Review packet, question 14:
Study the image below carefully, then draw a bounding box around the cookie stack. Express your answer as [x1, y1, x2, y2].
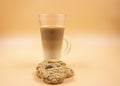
[35, 60, 74, 84]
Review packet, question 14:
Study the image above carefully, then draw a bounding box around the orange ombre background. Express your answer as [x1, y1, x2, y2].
[0, 0, 120, 37]
[0, 0, 120, 86]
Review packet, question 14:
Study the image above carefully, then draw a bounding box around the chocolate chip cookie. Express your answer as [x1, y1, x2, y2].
[35, 60, 74, 84]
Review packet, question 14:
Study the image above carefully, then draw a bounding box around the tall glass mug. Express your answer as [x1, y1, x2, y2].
[39, 14, 71, 60]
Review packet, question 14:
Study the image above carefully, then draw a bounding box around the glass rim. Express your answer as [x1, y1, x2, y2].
[39, 14, 66, 16]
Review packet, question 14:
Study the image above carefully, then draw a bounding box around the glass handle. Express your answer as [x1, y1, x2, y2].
[61, 36, 71, 57]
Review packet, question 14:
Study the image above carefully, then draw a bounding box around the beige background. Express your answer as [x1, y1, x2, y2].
[0, 0, 120, 37]
[0, 0, 120, 86]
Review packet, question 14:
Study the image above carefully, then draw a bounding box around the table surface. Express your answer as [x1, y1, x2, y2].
[0, 36, 120, 86]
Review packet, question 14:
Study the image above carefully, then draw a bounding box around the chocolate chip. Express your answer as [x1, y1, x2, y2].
[45, 65, 53, 69]
[47, 76, 53, 81]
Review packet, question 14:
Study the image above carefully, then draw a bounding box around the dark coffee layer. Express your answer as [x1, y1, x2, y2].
[41, 27, 64, 40]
